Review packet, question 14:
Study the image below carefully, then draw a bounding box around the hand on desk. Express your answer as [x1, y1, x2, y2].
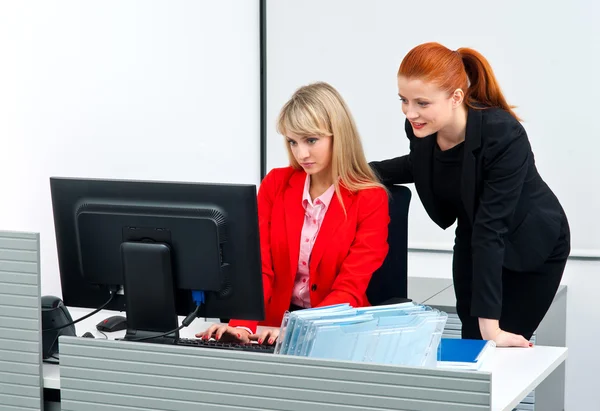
[195, 325, 280, 345]
[479, 318, 531, 348]
[493, 330, 532, 348]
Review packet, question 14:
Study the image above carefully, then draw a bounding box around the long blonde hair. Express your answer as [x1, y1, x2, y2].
[276, 82, 384, 212]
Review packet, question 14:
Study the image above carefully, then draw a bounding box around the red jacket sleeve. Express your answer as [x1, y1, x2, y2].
[228, 168, 289, 333]
[317, 187, 390, 308]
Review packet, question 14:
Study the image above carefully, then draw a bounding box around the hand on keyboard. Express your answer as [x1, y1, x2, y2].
[249, 327, 280, 346]
[196, 324, 251, 343]
[177, 338, 275, 353]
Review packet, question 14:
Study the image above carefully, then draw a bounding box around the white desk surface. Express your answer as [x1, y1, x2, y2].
[483, 346, 568, 411]
[44, 308, 567, 411]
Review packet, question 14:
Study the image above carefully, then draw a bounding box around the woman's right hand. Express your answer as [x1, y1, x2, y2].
[479, 318, 531, 348]
[493, 330, 532, 348]
[195, 324, 251, 343]
[249, 327, 280, 345]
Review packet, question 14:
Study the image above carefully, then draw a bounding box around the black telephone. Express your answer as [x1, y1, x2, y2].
[41, 296, 76, 359]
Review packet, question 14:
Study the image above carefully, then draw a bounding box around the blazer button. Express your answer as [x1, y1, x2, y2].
[311, 284, 317, 292]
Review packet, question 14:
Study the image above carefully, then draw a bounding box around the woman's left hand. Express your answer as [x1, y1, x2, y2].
[478, 318, 531, 348]
[249, 327, 280, 345]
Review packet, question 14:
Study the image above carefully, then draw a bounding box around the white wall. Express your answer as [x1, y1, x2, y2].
[266, 0, 600, 257]
[0, 0, 260, 297]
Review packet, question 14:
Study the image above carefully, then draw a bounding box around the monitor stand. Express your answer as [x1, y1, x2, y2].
[120, 241, 179, 344]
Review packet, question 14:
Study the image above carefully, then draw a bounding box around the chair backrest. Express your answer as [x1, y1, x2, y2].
[366, 185, 411, 305]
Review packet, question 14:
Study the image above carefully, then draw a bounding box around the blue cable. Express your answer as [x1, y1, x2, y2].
[191, 290, 205, 306]
[180, 291, 205, 327]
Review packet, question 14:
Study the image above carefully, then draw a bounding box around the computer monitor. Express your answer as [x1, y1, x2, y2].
[50, 177, 264, 343]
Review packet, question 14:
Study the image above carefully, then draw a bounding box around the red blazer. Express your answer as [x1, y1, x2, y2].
[229, 167, 389, 333]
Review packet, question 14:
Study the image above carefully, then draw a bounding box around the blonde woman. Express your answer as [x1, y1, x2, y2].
[199, 82, 389, 345]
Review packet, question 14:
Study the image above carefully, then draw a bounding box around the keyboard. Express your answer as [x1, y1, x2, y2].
[176, 338, 275, 354]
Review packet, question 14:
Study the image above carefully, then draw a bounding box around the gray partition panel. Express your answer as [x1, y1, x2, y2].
[59, 336, 491, 411]
[0, 231, 42, 411]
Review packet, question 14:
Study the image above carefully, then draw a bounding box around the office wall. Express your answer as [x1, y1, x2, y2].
[0, 0, 261, 297]
[265, 0, 600, 257]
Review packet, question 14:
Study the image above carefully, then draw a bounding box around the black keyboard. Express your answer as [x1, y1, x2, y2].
[176, 338, 275, 354]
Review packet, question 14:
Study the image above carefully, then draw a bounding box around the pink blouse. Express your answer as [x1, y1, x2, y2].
[290, 174, 335, 308]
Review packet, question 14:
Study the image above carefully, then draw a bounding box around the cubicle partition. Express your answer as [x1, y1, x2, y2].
[58, 336, 492, 411]
[0, 231, 43, 411]
[0, 233, 567, 411]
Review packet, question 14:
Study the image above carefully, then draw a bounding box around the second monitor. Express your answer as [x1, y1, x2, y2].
[51, 177, 264, 342]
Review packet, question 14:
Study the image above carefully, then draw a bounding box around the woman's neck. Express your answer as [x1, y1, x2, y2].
[309, 170, 333, 200]
[437, 104, 468, 151]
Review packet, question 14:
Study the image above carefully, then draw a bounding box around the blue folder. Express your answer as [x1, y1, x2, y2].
[437, 338, 493, 365]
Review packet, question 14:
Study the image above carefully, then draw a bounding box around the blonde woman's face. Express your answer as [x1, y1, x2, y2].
[286, 133, 333, 178]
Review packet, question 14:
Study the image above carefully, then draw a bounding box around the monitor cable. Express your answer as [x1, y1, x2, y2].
[42, 288, 119, 332]
[127, 290, 205, 342]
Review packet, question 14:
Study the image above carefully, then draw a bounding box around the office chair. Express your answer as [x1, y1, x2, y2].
[367, 185, 412, 306]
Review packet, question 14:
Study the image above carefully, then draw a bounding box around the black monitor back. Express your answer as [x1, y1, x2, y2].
[50, 177, 264, 321]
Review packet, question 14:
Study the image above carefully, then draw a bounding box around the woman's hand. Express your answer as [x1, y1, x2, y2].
[249, 327, 280, 345]
[195, 324, 251, 343]
[478, 318, 531, 348]
[493, 329, 531, 347]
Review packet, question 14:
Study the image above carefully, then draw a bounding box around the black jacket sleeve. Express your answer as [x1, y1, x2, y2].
[369, 122, 415, 185]
[471, 119, 531, 319]
[369, 155, 414, 185]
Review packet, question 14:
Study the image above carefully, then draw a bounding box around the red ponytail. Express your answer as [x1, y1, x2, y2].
[398, 42, 520, 121]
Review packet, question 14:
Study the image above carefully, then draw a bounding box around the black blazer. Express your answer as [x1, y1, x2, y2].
[371, 107, 566, 319]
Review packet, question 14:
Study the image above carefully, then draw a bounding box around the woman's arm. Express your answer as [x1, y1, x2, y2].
[470, 120, 530, 322]
[369, 120, 415, 185]
[316, 188, 390, 307]
[370, 155, 414, 185]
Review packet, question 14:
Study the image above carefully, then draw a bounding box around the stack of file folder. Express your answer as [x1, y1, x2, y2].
[274, 302, 448, 367]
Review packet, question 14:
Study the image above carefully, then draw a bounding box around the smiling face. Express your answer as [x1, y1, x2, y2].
[285, 133, 333, 179]
[398, 76, 462, 138]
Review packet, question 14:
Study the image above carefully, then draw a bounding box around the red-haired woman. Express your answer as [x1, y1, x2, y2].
[371, 42, 570, 348]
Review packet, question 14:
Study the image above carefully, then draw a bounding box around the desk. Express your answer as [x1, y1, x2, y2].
[44, 279, 451, 391]
[488, 346, 567, 411]
[426, 281, 568, 411]
[43, 307, 218, 390]
[0, 231, 567, 410]
[44, 278, 453, 389]
[45, 307, 567, 411]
